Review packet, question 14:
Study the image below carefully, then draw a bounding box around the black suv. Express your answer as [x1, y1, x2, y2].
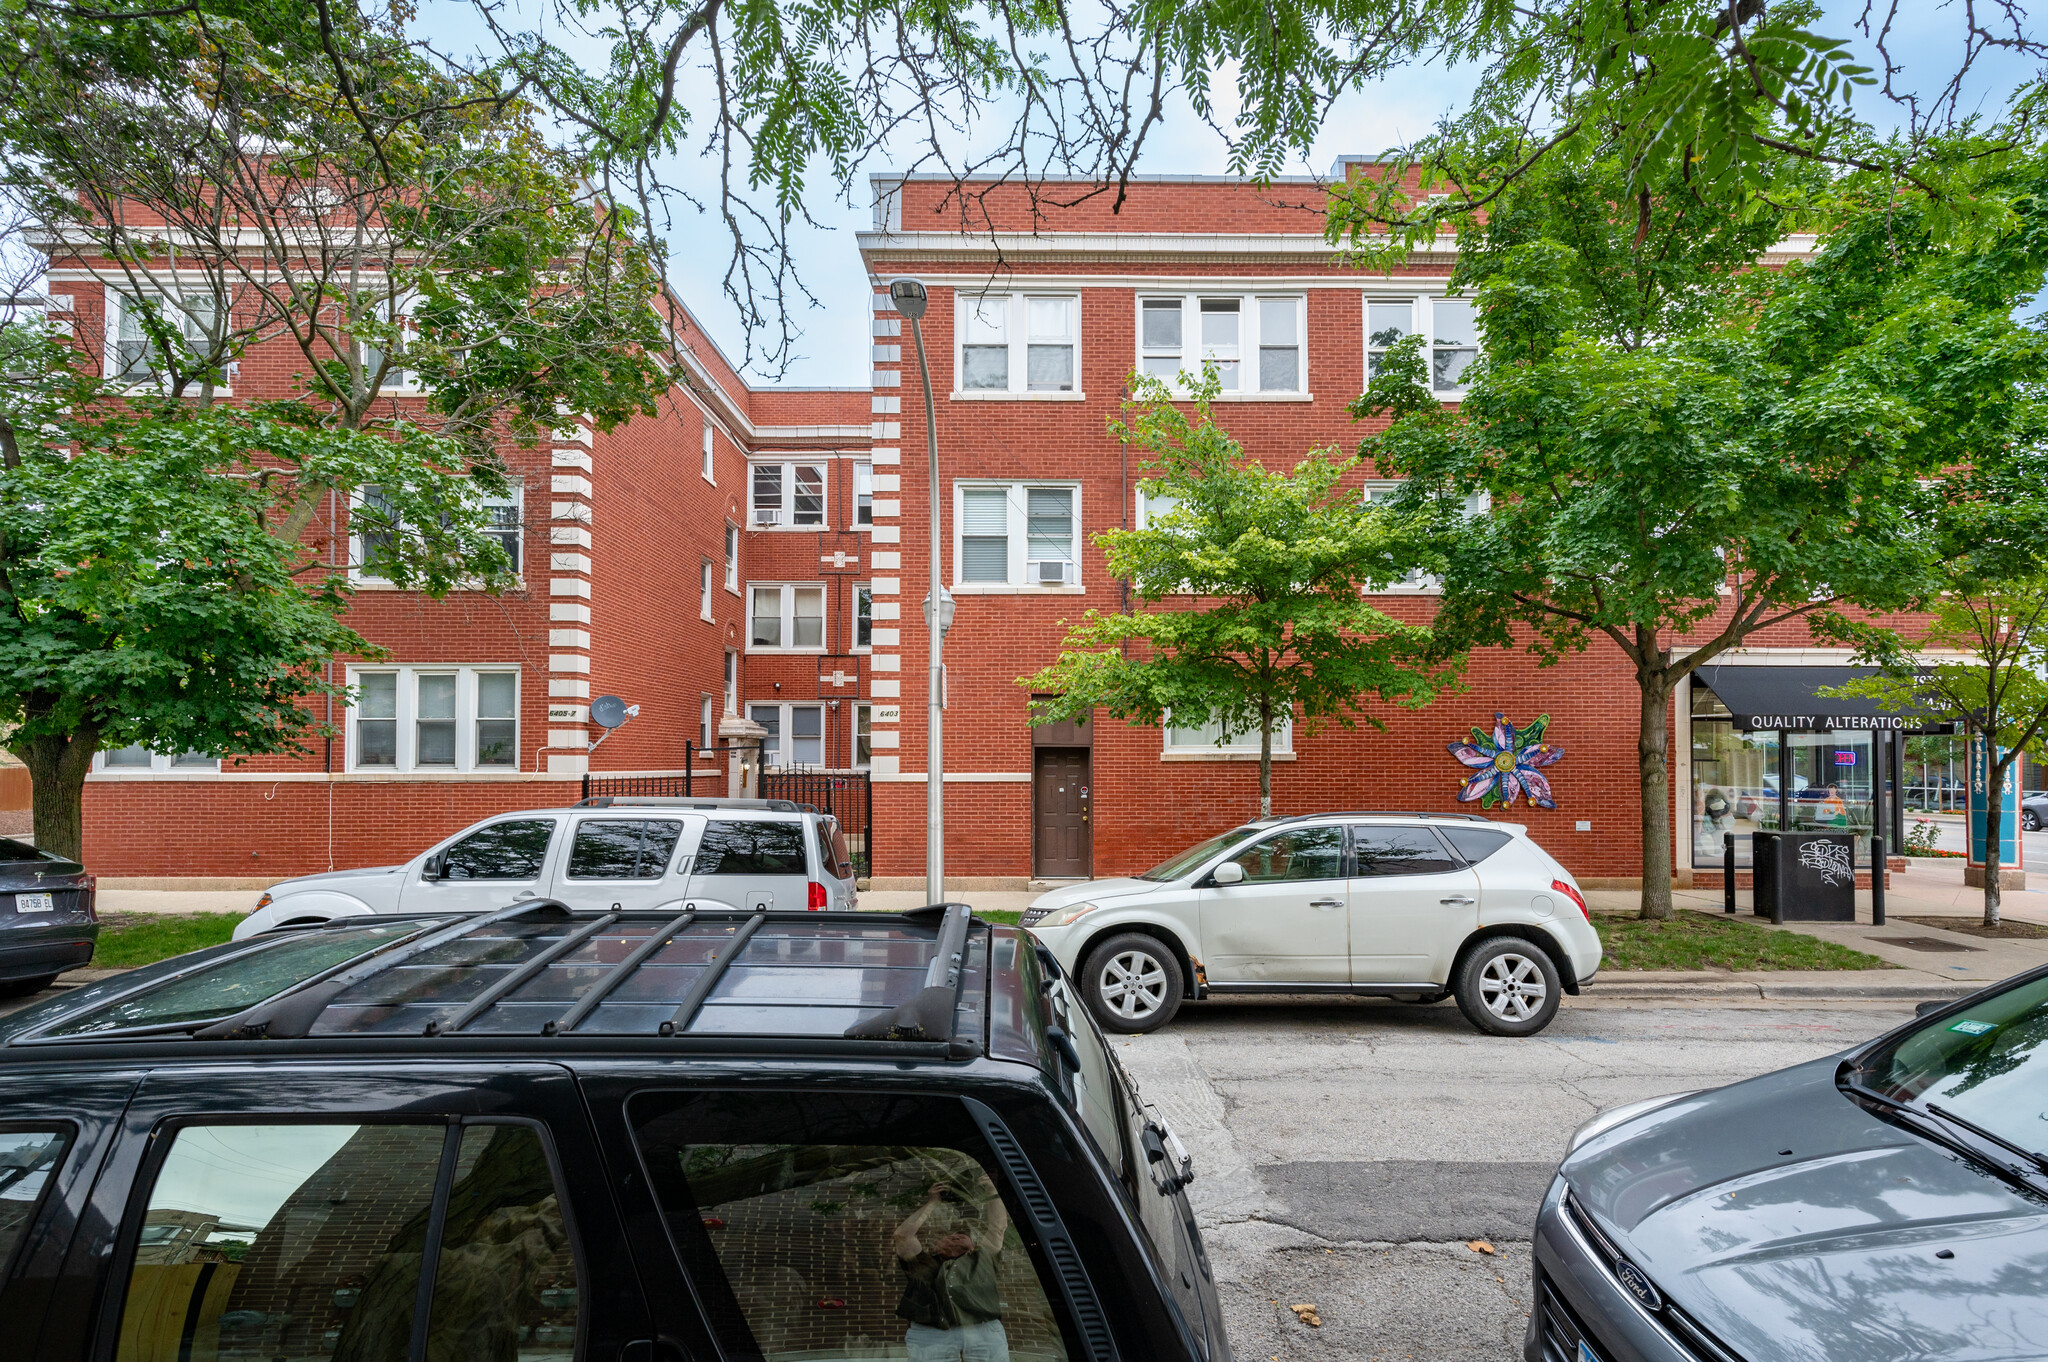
[0, 903, 1226, 1362]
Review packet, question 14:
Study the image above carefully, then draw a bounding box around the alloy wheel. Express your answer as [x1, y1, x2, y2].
[1098, 950, 1169, 1021]
[1478, 952, 1548, 1022]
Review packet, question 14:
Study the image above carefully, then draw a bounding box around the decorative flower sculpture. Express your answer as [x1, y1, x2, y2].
[1448, 713, 1564, 809]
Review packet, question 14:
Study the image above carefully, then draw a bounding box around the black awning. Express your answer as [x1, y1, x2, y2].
[1694, 664, 1935, 733]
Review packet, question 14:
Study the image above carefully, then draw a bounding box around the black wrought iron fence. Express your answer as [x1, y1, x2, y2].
[579, 748, 875, 878]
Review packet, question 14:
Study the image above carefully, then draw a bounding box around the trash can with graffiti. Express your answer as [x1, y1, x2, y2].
[1752, 831, 1857, 923]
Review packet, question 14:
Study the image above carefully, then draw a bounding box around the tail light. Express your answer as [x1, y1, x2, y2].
[1552, 878, 1589, 920]
[808, 881, 828, 910]
[82, 874, 97, 921]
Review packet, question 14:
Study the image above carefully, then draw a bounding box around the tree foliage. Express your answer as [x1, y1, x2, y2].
[1353, 136, 2048, 918]
[1026, 375, 1458, 818]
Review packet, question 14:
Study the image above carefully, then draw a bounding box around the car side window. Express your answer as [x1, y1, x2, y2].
[566, 820, 685, 880]
[0, 1127, 72, 1278]
[812, 819, 838, 879]
[440, 819, 556, 880]
[1047, 982, 1129, 1181]
[693, 820, 808, 875]
[114, 1122, 578, 1362]
[1222, 827, 1346, 884]
[629, 1089, 1077, 1361]
[1438, 826, 1512, 864]
[1350, 826, 1461, 877]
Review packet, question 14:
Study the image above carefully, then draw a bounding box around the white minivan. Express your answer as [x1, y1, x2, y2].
[1024, 811, 1601, 1036]
[233, 797, 858, 939]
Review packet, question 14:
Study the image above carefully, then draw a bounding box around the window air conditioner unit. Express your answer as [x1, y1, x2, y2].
[755, 509, 781, 526]
[1032, 559, 1071, 585]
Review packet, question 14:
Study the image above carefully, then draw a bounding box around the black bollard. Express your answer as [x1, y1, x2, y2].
[1724, 833, 1737, 913]
[1871, 832, 1886, 926]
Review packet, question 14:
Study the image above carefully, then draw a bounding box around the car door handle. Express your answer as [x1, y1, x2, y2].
[513, 889, 537, 899]
[1440, 895, 1475, 905]
[1309, 898, 1344, 909]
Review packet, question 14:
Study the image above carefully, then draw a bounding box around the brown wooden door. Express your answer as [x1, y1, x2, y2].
[1034, 748, 1092, 878]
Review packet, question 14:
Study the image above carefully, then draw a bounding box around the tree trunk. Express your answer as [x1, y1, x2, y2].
[12, 725, 101, 863]
[1638, 672, 1675, 921]
[1983, 748, 2006, 929]
[1258, 710, 1274, 820]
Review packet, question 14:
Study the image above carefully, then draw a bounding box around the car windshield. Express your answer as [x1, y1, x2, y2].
[1140, 825, 1261, 882]
[1856, 972, 2048, 1157]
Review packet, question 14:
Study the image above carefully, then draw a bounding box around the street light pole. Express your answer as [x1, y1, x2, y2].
[889, 279, 951, 905]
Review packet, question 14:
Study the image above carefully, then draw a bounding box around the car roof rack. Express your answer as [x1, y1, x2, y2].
[574, 796, 817, 813]
[9, 903, 991, 1059]
[1266, 809, 1494, 824]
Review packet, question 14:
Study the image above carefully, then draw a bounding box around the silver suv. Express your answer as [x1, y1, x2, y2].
[234, 797, 858, 938]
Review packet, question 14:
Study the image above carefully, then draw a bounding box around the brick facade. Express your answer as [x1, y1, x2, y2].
[75, 171, 1895, 888]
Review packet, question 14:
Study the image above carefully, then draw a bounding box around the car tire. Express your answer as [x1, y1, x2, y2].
[1080, 933, 1184, 1035]
[1453, 937, 1562, 1037]
[0, 974, 58, 998]
[2025, 811, 2041, 832]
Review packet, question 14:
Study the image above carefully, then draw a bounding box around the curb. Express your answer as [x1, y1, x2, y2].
[1587, 980, 1980, 1002]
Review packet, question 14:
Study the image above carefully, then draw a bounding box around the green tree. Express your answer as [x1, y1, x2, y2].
[1025, 375, 1458, 819]
[1352, 143, 2007, 920]
[0, 3, 674, 859]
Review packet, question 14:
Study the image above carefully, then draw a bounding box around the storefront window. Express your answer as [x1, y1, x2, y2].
[1691, 687, 1878, 866]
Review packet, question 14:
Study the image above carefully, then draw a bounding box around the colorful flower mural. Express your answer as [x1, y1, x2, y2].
[1448, 713, 1564, 809]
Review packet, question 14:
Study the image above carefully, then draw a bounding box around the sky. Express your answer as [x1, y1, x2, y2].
[409, 2, 2034, 391]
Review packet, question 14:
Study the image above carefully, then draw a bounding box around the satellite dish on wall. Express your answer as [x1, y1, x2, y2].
[591, 695, 637, 729]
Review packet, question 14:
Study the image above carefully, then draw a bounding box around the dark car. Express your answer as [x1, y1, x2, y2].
[1528, 965, 2048, 1362]
[0, 901, 1226, 1362]
[0, 837, 96, 995]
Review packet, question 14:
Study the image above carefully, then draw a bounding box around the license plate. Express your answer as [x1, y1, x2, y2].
[1578, 1341, 1600, 1362]
[14, 893, 52, 913]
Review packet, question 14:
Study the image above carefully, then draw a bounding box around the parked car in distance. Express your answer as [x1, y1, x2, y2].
[0, 902, 1225, 1362]
[0, 837, 96, 996]
[1532, 964, 2048, 1362]
[2021, 789, 2047, 831]
[1024, 811, 1600, 1037]
[233, 796, 857, 940]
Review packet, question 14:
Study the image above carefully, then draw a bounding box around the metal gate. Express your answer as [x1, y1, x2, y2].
[580, 749, 875, 877]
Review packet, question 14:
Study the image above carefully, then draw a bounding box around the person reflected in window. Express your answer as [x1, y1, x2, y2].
[1819, 784, 1849, 826]
[893, 1170, 1011, 1361]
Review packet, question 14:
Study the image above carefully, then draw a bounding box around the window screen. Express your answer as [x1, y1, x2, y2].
[441, 819, 555, 880]
[961, 489, 1009, 583]
[1439, 826, 1513, 865]
[1351, 826, 1460, 876]
[629, 1090, 1075, 1362]
[694, 821, 809, 876]
[567, 819, 684, 879]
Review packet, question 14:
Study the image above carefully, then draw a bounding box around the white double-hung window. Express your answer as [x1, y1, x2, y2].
[751, 461, 826, 527]
[348, 666, 518, 772]
[107, 291, 219, 386]
[748, 584, 826, 651]
[954, 293, 1079, 395]
[351, 481, 522, 583]
[1134, 294, 1305, 394]
[1364, 296, 1479, 393]
[1163, 710, 1295, 758]
[955, 483, 1080, 588]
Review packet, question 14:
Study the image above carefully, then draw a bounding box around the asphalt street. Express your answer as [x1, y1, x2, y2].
[1114, 993, 1923, 1362]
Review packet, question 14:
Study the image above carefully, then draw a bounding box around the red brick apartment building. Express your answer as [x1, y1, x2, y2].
[71, 167, 1908, 890]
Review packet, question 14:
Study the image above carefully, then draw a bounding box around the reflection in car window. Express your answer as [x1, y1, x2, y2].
[567, 820, 684, 879]
[1861, 973, 2048, 1157]
[1048, 981, 1129, 1180]
[43, 923, 420, 1036]
[442, 819, 556, 880]
[114, 1123, 579, 1362]
[1351, 827, 1459, 877]
[1141, 826, 1259, 882]
[1438, 826, 1512, 864]
[694, 820, 808, 876]
[630, 1090, 1072, 1362]
[1224, 827, 1345, 884]
[0, 1129, 71, 1276]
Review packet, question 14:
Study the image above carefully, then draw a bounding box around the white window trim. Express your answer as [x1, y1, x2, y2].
[358, 290, 421, 394]
[724, 521, 741, 594]
[951, 481, 1084, 593]
[700, 693, 717, 750]
[749, 460, 830, 530]
[91, 746, 222, 775]
[723, 649, 739, 716]
[700, 557, 715, 621]
[852, 702, 874, 771]
[345, 665, 521, 774]
[951, 291, 1084, 400]
[854, 461, 874, 529]
[349, 480, 524, 589]
[1133, 293, 1307, 398]
[746, 581, 829, 653]
[1363, 295, 1479, 398]
[747, 700, 829, 770]
[1356, 478, 1489, 596]
[701, 423, 717, 485]
[104, 289, 228, 395]
[1161, 710, 1297, 762]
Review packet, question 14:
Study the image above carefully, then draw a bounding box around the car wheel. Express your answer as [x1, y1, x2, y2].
[1454, 938, 1562, 1037]
[0, 974, 58, 998]
[2025, 811, 2041, 832]
[1080, 933, 1184, 1035]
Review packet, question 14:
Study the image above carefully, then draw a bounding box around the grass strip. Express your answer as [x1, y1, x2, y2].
[973, 909, 1023, 927]
[1593, 909, 1893, 972]
[91, 912, 247, 969]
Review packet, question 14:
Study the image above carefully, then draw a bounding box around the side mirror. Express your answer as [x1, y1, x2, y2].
[1211, 861, 1245, 886]
[422, 852, 447, 882]
[1914, 999, 1949, 1018]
